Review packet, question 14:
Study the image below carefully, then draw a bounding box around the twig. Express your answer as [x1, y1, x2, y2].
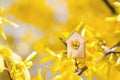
[4, 60, 13, 80]
[96, 51, 120, 62]
[75, 66, 88, 75]
[103, 0, 117, 14]
[105, 51, 120, 56]
[59, 37, 67, 46]
[112, 41, 120, 48]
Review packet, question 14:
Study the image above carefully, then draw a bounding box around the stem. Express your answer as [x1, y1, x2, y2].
[96, 51, 120, 62]
[112, 41, 120, 48]
[105, 51, 120, 56]
[78, 66, 88, 75]
[75, 66, 88, 75]
[7, 69, 12, 80]
[4, 60, 13, 80]
[103, 0, 117, 14]
[59, 37, 67, 46]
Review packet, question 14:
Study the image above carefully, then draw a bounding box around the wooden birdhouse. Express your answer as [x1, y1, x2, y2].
[65, 31, 86, 58]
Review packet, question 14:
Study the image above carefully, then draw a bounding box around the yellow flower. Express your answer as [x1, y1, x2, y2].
[10, 51, 37, 80]
[0, 43, 37, 80]
[0, 6, 18, 40]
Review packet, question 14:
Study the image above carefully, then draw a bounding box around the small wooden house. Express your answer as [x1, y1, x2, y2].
[65, 31, 86, 58]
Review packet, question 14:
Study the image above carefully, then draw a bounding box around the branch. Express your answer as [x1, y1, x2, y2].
[4, 60, 13, 80]
[75, 66, 88, 75]
[103, 0, 117, 14]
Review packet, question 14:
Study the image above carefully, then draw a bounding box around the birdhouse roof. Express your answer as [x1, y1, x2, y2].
[65, 31, 86, 44]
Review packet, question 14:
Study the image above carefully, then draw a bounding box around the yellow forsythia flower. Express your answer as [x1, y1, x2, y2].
[0, 6, 18, 40]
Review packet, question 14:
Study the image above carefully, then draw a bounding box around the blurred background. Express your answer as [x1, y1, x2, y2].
[0, 0, 120, 80]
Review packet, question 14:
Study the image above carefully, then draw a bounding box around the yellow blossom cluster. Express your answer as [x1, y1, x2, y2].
[0, 0, 120, 80]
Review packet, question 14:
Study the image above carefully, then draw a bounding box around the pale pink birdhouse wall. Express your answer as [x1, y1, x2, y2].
[66, 32, 86, 58]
